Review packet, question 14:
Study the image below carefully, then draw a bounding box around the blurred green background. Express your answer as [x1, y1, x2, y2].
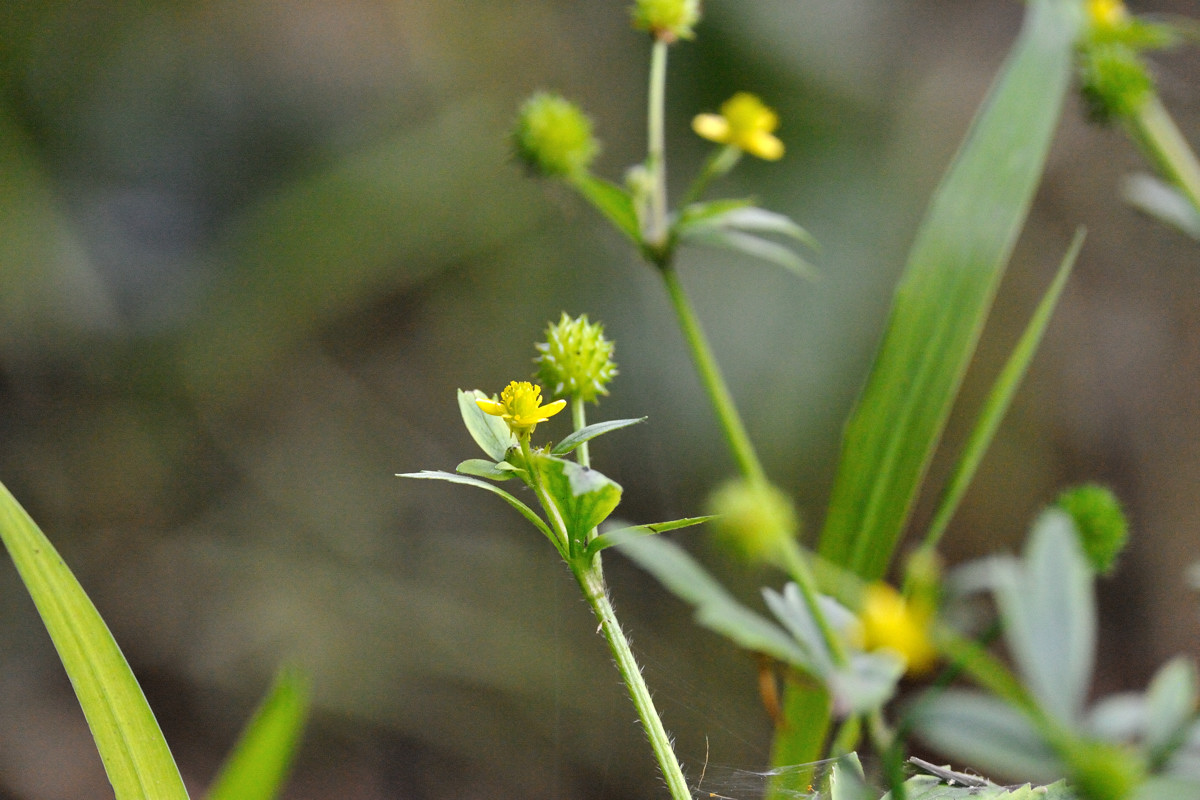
[0, 1, 1198, 797]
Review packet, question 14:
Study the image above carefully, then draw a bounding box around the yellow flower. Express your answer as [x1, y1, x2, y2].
[852, 583, 937, 677]
[1087, 0, 1128, 31]
[692, 92, 784, 161]
[476, 381, 567, 438]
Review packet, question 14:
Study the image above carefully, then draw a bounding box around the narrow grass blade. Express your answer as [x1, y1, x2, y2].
[0, 480, 190, 800]
[818, 0, 1084, 579]
[922, 229, 1085, 551]
[206, 667, 311, 800]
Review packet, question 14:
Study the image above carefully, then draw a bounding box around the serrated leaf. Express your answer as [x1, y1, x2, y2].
[458, 389, 516, 462]
[551, 417, 646, 456]
[205, 667, 310, 800]
[910, 689, 1063, 783]
[533, 454, 622, 549]
[0, 481, 190, 800]
[618, 535, 810, 665]
[586, 515, 714, 556]
[818, 0, 1084, 580]
[679, 227, 818, 279]
[398, 470, 558, 552]
[993, 510, 1095, 725]
[455, 458, 515, 480]
[572, 174, 641, 243]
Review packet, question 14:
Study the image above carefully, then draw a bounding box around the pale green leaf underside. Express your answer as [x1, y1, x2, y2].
[818, 0, 1084, 579]
[551, 417, 646, 456]
[205, 666, 311, 800]
[0, 480, 190, 800]
[398, 470, 555, 545]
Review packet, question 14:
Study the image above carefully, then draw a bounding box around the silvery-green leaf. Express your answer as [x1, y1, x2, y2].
[398, 470, 557, 552]
[910, 689, 1062, 782]
[1086, 692, 1147, 743]
[618, 536, 810, 665]
[457, 389, 516, 461]
[993, 509, 1095, 725]
[679, 227, 818, 280]
[551, 417, 646, 456]
[1122, 173, 1200, 241]
[828, 651, 905, 716]
[1145, 657, 1198, 759]
[455, 459, 514, 481]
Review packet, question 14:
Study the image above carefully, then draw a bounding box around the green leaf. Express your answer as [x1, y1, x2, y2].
[205, 667, 310, 800]
[585, 515, 714, 556]
[765, 680, 832, 800]
[618, 535, 810, 665]
[398, 470, 558, 552]
[817, 0, 1084, 579]
[993, 509, 1095, 725]
[534, 454, 622, 549]
[675, 197, 755, 229]
[1144, 657, 1198, 761]
[910, 689, 1063, 783]
[679, 226, 818, 280]
[455, 458, 515, 481]
[458, 389, 516, 462]
[923, 229, 1085, 550]
[571, 174, 641, 243]
[0, 480, 190, 800]
[551, 417, 646, 456]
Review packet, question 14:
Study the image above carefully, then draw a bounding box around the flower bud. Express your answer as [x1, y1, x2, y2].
[1064, 740, 1144, 800]
[534, 313, 618, 403]
[706, 479, 798, 564]
[1078, 43, 1154, 123]
[512, 93, 600, 178]
[631, 0, 701, 42]
[1056, 484, 1129, 576]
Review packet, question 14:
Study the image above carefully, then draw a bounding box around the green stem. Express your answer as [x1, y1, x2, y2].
[679, 145, 742, 208]
[1128, 93, 1200, 213]
[571, 396, 590, 468]
[645, 38, 670, 251]
[660, 266, 767, 485]
[573, 560, 692, 800]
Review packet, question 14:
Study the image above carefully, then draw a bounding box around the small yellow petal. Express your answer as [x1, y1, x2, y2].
[540, 398, 567, 419]
[745, 131, 784, 161]
[692, 113, 731, 144]
[476, 398, 506, 416]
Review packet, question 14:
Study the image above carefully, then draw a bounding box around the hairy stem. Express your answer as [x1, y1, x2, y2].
[573, 560, 692, 800]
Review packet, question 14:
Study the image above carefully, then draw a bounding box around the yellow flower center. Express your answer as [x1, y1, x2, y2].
[852, 583, 937, 677]
[1087, 0, 1128, 30]
[692, 92, 785, 161]
[476, 381, 567, 438]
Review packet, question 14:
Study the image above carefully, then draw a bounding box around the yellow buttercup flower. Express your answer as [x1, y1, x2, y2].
[476, 381, 567, 438]
[852, 583, 937, 677]
[692, 92, 784, 161]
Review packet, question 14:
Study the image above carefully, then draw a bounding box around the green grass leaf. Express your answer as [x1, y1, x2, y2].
[922, 229, 1085, 551]
[818, 0, 1084, 579]
[0, 480, 190, 800]
[206, 667, 310, 800]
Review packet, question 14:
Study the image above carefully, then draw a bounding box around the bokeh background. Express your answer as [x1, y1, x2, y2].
[1, 0, 1198, 797]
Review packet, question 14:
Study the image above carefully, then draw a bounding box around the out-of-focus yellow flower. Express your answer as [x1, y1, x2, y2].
[692, 92, 784, 161]
[1088, 0, 1128, 31]
[852, 583, 937, 677]
[477, 381, 566, 438]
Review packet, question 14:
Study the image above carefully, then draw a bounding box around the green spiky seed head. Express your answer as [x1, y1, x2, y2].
[631, 0, 701, 42]
[1056, 483, 1129, 576]
[534, 313, 618, 402]
[512, 93, 599, 178]
[706, 479, 798, 564]
[1078, 43, 1154, 124]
